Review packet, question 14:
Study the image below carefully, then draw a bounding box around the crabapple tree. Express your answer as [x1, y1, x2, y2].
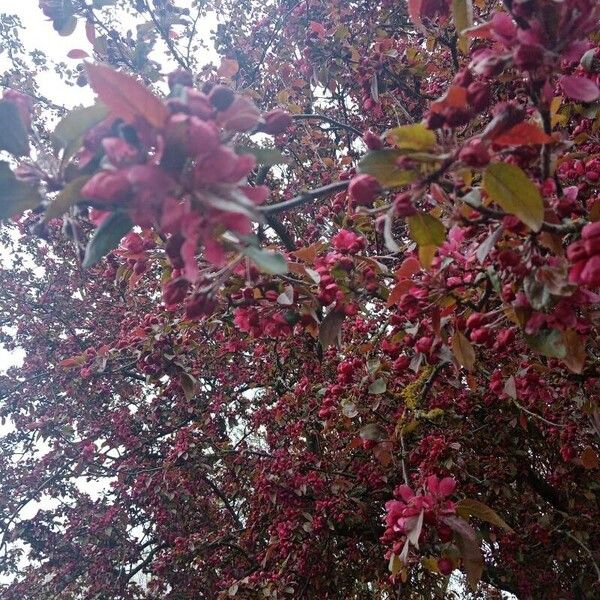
[0, 0, 599, 598]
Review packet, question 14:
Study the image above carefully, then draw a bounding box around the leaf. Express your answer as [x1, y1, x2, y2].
[407, 0, 425, 32]
[441, 515, 483, 590]
[525, 329, 567, 359]
[67, 49, 90, 59]
[276, 285, 294, 306]
[319, 310, 345, 348]
[235, 146, 288, 166]
[217, 58, 239, 78]
[503, 375, 517, 400]
[0, 100, 29, 157]
[357, 150, 416, 187]
[457, 498, 513, 531]
[386, 279, 413, 307]
[493, 122, 553, 146]
[0, 161, 41, 220]
[368, 378, 387, 394]
[386, 123, 436, 151]
[451, 331, 476, 371]
[243, 246, 288, 275]
[44, 176, 90, 222]
[452, 0, 473, 53]
[562, 329, 586, 374]
[430, 85, 468, 114]
[383, 211, 401, 253]
[341, 399, 358, 418]
[396, 256, 421, 278]
[180, 372, 197, 401]
[406, 510, 424, 548]
[476, 226, 502, 264]
[580, 446, 599, 469]
[560, 75, 600, 103]
[58, 16, 77, 37]
[407, 213, 446, 246]
[483, 163, 544, 232]
[291, 241, 326, 264]
[359, 423, 388, 441]
[53, 103, 110, 162]
[86, 63, 169, 129]
[82, 211, 133, 268]
[388, 553, 404, 575]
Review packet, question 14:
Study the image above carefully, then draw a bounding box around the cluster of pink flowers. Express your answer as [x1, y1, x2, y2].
[382, 475, 457, 563]
[80, 73, 291, 318]
[567, 221, 600, 287]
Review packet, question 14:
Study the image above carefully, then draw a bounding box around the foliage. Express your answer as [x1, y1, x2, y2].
[0, 0, 600, 598]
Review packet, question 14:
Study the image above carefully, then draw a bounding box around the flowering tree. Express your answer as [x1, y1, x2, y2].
[0, 0, 599, 597]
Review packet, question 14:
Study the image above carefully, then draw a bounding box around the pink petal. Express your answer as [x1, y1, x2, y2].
[438, 477, 457, 497]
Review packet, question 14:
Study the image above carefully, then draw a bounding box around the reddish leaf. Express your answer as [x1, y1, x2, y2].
[309, 21, 327, 37]
[560, 75, 600, 103]
[407, 0, 424, 31]
[67, 49, 89, 59]
[395, 257, 421, 279]
[386, 279, 413, 307]
[85, 20, 96, 44]
[319, 310, 345, 349]
[493, 122, 553, 146]
[85, 63, 169, 129]
[463, 20, 493, 39]
[217, 58, 239, 78]
[430, 86, 468, 114]
[580, 447, 599, 469]
[562, 329, 586, 374]
[451, 330, 476, 371]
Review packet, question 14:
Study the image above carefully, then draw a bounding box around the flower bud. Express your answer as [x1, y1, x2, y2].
[363, 129, 384, 150]
[208, 85, 235, 111]
[348, 174, 382, 206]
[260, 109, 292, 135]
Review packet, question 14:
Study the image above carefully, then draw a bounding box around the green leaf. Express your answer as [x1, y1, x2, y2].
[58, 15, 78, 37]
[368, 378, 387, 394]
[0, 100, 29, 157]
[386, 123, 436, 151]
[525, 329, 567, 358]
[358, 150, 416, 187]
[407, 213, 446, 246]
[236, 146, 288, 166]
[53, 103, 110, 163]
[243, 246, 288, 275]
[483, 163, 544, 232]
[0, 161, 41, 220]
[83, 211, 133, 268]
[44, 176, 90, 222]
[452, 0, 473, 53]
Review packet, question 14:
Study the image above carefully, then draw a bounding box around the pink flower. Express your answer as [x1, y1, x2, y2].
[331, 229, 365, 254]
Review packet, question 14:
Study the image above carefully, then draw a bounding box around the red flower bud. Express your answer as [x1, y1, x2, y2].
[162, 277, 190, 308]
[580, 254, 600, 286]
[363, 129, 384, 150]
[208, 85, 235, 111]
[348, 174, 382, 206]
[81, 170, 131, 203]
[459, 139, 490, 167]
[168, 69, 194, 91]
[260, 109, 293, 135]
